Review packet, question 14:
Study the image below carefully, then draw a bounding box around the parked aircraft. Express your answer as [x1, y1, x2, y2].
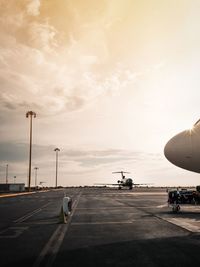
[95, 171, 150, 190]
[164, 118, 200, 173]
[164, 119, 200, 212]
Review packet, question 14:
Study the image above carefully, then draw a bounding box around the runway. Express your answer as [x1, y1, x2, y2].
[1, 187, 200, 266]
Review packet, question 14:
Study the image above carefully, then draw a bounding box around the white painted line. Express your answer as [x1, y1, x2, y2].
[0, 227, 28, 238]
[157, 204, 168, 208]
[77, 207, 156, 210]
[14, 202, 50, 223]
[160, 217, 200, 233]
[73, 212, 139, 215]
[72, 221, 134, 225]
[32, 225, 64, 267]
[32, 192, 82, 267]
[102, 192, 167, 195]
[76, 207, 133, 210]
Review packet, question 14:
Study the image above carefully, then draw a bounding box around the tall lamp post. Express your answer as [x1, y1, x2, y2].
[54, 148, 60, 188]
[26, 111, 36, 191]
[6, 164, 8, 184]
[34, 167, 39, 189]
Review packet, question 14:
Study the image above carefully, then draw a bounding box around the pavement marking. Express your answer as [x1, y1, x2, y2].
[115, 198, 198, 234]
[76, 207, 124, 210]
[102, 192, 167, 195]
[0, 226, 29, 238]
[156, 204, 168, 208]
[0, 190, 51, 198]
[77, 206, 157, 210]
[156, 204, 200, 232]
[14, 202, 51, 223]
[32, 192, 82, 267]
[74, 212, 139, 216]
[71, 221, 134, 225]
[21, 217, 59, 225]
[168, 218, 200, 232]
[158, 216, 200, 233]
[0, 192, 36, 198]
[32, 224, 64, 267]
[178, 205, 200, 211]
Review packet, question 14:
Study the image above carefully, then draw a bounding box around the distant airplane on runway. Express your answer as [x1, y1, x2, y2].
[164, 119, 200, 173]
[95, 171, 151, 190]
[39, 181, 46, 186]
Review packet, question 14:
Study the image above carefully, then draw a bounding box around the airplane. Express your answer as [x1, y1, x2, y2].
[164, 119, 200, 211]
[164, 118, 200, 173]
[95, 171, 151, 190]
[38, 181, 46, 187]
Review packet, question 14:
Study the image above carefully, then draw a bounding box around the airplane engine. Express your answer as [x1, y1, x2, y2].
[164, 119, 200, 173]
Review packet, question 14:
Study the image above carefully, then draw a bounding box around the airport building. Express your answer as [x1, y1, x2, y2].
[0, 183, 25, 192]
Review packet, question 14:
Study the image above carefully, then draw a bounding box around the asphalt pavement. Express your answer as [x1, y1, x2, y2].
[0, 187, 200, 267]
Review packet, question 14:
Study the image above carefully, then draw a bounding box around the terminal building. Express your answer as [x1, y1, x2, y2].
[0, 183, 25, 192]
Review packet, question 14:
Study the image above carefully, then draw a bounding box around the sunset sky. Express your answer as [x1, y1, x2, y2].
[1, 0, 200, 187]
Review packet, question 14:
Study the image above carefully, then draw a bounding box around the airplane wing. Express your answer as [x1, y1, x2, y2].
[95, 183, 153, 186]
[94, 183, 121, 186]
[133, 183, 153, 185]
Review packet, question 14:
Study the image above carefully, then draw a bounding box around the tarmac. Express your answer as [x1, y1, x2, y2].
[55, 187, 200, 266]
[1, 187, 200, 267]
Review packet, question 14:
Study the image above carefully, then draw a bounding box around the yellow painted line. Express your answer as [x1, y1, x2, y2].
[0, 192, 36, 198]
[0, 190, 51, 198]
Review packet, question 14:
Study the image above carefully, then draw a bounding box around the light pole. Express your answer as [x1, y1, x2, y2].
[54, 148, 60, 188]
[34, 167, 39, 189]
[26, 111, 36, 191]
[6, 164, 8, 184]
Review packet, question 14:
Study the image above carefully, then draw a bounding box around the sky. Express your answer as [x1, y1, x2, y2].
[1, 0, 200, 187]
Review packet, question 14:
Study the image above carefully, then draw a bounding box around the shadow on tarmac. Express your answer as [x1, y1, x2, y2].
[1, 227, 200, 267]
[55, 235, 200, 267]
[51, 234, 200, 267]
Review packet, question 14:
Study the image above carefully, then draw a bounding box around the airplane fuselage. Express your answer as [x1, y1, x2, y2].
[118, 178, 133, 189]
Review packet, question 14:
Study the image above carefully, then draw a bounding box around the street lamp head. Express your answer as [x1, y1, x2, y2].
[54, 148, 60, 152]
[26, 111, 36, 118]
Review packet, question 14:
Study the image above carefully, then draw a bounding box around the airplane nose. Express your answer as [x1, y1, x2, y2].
[164, 121, 200, 173]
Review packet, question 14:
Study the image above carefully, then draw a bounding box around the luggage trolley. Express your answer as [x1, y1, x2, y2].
[167, 188, 200, 213]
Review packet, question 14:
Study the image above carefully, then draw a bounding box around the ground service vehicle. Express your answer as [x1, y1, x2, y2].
[168, 186, 200, 212]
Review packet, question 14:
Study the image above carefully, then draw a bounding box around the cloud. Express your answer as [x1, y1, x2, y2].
[0, 142, 28, 162]
[61, 149, 160, 169]
[0, 142, 57, 163]
[0, 140, 157, 168]
[27, 0, 41, 16]
[28, 21, 58, 52]
[0, 139, 168, 186]
[0, 0, 140, 116]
